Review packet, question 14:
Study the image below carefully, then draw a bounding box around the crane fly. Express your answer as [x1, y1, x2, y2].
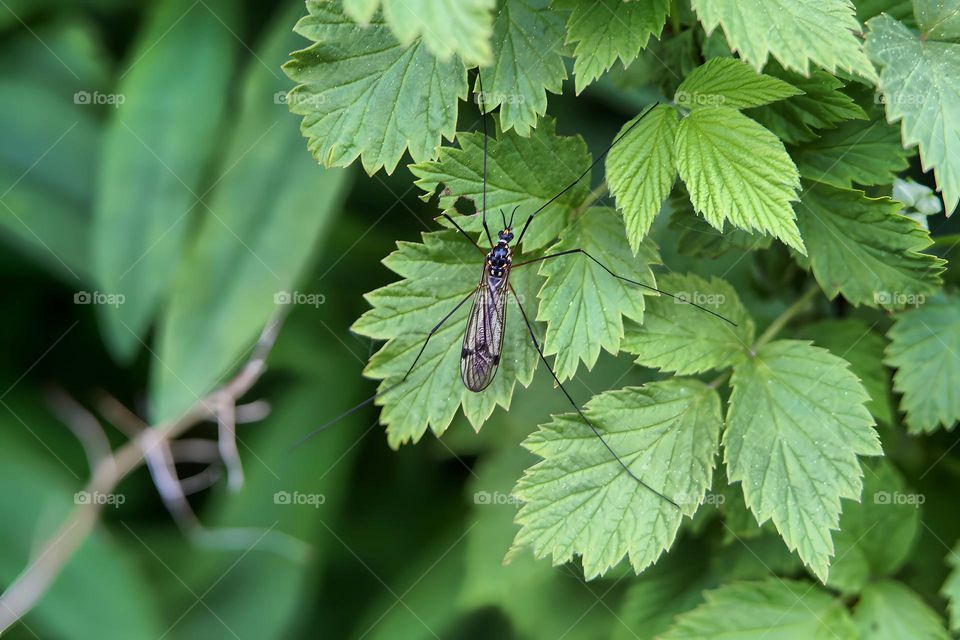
[298, 71, 736, 509]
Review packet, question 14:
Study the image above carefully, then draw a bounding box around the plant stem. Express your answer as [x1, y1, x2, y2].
[577, 180, 609, 215]
[753, 284, 820, 352]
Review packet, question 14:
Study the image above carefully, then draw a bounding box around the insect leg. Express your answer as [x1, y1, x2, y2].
[507, 284, 681, 509]
[515, 102, 659, 246]
[440, 213, 486, 256]
[476, 70, 494, 247]
[513, 249, 737, 326]
[292, 287, 477, 449]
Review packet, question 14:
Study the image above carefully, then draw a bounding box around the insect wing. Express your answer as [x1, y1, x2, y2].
[460, 267, 509, 392]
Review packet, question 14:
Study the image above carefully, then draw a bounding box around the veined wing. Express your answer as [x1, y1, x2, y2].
[460, 266, 510, 392]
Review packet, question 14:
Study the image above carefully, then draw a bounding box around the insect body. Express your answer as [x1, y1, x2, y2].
[461, 228, 513, 391]
[299, 72, 736, 509]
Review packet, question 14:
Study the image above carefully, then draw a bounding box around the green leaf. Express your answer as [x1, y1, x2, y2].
[691, 0, 876, 81]
[150, 5, 352, 421]
[482, 0, 566, 136]
[674, 57, 802, 110]
[606, 105, 678, 252]
[853, 580, 949, 640]
[559, 0, 670, 94]
[884, 295, 960, 433]
[352, 231, 542, 447]
[914, 0, 960, 40]
[284, 0, 467, 175]
[0, 20, 105, 282]
[725, 340, 881, 582]
[827, 460, 920, 592]
[536, 207, 658, 381]
[343, 0, 495, 66]
[462, 447, 613, 639]
[675, 106, 805, 254]
[622, 272, 754, 375]
[669, 198, 772, 259]
[866, 15, 960, 214]
[747, 66, 868, 145]
[92, 0, 237, 361]
[512, 379, 723, 579]
[614, 543, 715, 640]
[660, 579, 857, 638]
[410, 117, 590, 251]
[793, 119, 911, 188]
[801, 319, 894, 426]
[943, 541, 960, 633]
[795, 183, 944, 309]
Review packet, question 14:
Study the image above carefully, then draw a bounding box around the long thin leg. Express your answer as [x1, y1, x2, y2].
[441, 212, 486, 256]
[293, 287, 477, 448]
[476, 70, 494, 246]
[515, 102, 659, 246]
[513, 249, 737, 327]
[508, 285, 681, 509]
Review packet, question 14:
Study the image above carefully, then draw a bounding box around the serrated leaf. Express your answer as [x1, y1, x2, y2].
[343, 0, 495, 66]
[606, 104, 678, 253]
[914, 0, 960, 40]
[512, 379, 723, 579]
[659, 579, 857, 639]
[795, 183, 944, 309]
[669, 197, 772, 259]
[536, 207, 659, 381]
[284, 0, 467, 175]
[352, 231, 542, 447]
[854, 580, 949, 640]
[884, 295, 960, 434]
[482, 0, 566, 136]
[802, 319, 894, 426]
[558, 0, 670, 94]
[622, 273, 754, 375]
[691, 0, 877, 81]
[675, 57, 802, 110]
[725, 340, 881, 582]
[410, 117, 590, 251]
[943, 541, 960, 633]
[747, 66, 868, 145]
[866, 15, 960, 214]
[792, 119, 910, 190]
[827, 460, 920, 592]
[675, 106, 805, 254]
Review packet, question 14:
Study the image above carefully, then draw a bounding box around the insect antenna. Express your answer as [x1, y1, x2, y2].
[476, 70, 493, 247]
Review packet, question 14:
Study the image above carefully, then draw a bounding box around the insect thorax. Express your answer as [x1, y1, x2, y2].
[487, 242, 512, 278]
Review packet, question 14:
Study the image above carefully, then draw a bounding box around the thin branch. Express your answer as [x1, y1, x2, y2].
[0, 318, 283, 634]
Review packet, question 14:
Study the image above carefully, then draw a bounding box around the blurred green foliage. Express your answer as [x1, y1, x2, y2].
[1, 1, 960, 639]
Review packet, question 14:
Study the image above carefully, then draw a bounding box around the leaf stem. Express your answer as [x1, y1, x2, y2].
[576, 179, 609, 215]
[752, 284, 820, 352]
